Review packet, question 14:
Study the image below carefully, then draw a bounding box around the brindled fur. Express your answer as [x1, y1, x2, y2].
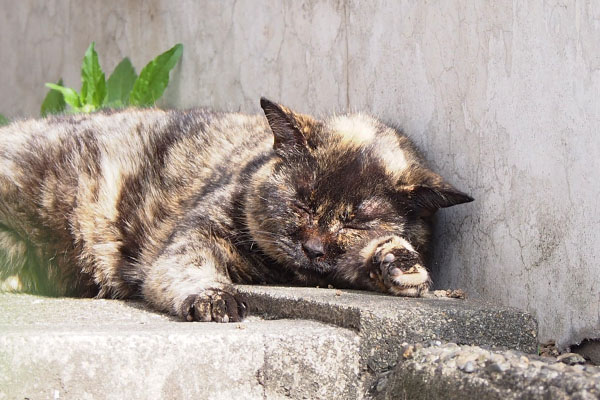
[0, 98, 472, 322]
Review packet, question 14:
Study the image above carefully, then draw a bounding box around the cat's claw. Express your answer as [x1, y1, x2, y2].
[181, 289, 247, 322]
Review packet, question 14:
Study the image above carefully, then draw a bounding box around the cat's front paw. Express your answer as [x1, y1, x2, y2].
[369, 236, 430, 297]
[181, 288, 248, 322]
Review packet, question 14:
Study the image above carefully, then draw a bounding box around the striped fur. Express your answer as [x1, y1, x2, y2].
[0, 98, 472, 322]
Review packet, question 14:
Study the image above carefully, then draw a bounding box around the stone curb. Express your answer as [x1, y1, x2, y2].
[235, 285, 538, 362]
[235, 285, 538, 394]
[0, 293, 361, 399]
[2, 287, 541, 399]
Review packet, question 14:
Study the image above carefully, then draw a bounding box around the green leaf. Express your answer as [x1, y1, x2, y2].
[0, 114, 9, 126]
[45, 83, 82, 111]
[104, 57, 137, 108]
[80, 42, 106, 110]
[129, 43, 183, 107]
[41, 78, 67, 117]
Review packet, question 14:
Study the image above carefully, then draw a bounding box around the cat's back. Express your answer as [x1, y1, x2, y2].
[0, 108, 272, 295]
[0, 107, 270, 195]
[3, 109, 264, 222]
[0, 107, 272, 228]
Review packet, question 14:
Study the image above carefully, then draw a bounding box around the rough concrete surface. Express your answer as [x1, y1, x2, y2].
[0, 293, 361, 400]
[375, 342, 600, 400]
[0, 0, 598, 350]
[235, 285, 538, 371]
[1, 286, 540, 399]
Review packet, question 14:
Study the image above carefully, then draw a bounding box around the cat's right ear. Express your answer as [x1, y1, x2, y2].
[260, 97, 315, 154]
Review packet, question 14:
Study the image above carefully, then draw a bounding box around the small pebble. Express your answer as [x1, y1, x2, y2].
[557, 353, 586, 365]
[456, 354, 477, 368]
[460, 361, 476, 373]
[403, 345, 414, 359]
[486, 362, 508, 373]
[489, 353, 506, 364]
[448, 289, 466, 299]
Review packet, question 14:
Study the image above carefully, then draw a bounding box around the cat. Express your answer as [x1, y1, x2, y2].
[0, 98, 473, 322]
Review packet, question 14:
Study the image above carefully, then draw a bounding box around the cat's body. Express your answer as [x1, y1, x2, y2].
[0, 99, 472, 322]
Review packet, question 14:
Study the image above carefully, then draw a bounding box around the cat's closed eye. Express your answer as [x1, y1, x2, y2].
[291, 201, 311, 214]
[341, 223, 370, 231]
[338, 209, 370, 231]
[291, 201, 312, 224]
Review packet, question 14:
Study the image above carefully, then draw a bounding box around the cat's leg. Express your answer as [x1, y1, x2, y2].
[0, 227, 61, 295]
[0, 227, 28, 290]
[142, 230, 248, 322]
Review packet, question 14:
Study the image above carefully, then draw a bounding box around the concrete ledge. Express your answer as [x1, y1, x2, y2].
[0, 293, 360, 399]
[1, 286, 539, 399]
[236, 285, 538, 372]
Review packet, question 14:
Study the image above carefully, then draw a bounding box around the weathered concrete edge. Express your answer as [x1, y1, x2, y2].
[235, 286, 362, 330]
[234, 285, 538, 353]
[2, 288, 544, 400]
[235, 284, 539, 396]
[373, 343, 600, 400]
[0, 293, 364, 400]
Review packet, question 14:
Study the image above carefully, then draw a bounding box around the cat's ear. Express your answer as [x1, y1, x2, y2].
[398, 172, 473, 215]
[260, 97, 317, 154]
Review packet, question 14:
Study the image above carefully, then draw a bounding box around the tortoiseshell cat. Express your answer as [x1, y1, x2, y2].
[0, 98, 472, 322]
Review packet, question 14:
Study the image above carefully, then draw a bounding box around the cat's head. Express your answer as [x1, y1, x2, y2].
[246, 98, 473, 291]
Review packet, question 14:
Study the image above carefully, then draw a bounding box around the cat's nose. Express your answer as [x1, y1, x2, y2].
[302, 238, 325, 260]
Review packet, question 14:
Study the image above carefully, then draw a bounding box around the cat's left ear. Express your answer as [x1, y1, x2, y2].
[398, 176, 474, 215]
[260, 97, 318, 154]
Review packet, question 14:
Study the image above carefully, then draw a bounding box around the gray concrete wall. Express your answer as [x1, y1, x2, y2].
[0, 0, 598, 347]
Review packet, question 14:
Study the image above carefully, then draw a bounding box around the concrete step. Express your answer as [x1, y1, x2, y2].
[236, 285, 538, 373]
[0, 293, 360, 399]
[1, 286, 538, 399]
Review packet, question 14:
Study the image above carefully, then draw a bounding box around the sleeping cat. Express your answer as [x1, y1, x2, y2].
[0, 98, 472, 322]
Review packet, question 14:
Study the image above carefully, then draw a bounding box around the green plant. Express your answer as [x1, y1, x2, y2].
[41, 79, 66, 117]
[0, 114, 8, 126]
[43, 42, 183, 115]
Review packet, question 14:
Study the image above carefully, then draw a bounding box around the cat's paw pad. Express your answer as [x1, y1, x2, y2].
[181, 289, 247, 322]
[370, 237, 429, 296]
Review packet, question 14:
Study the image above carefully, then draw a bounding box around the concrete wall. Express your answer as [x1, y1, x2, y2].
[1, 0, 598, 347]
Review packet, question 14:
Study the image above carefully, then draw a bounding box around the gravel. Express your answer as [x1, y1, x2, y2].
[375, 341, 600, 399]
